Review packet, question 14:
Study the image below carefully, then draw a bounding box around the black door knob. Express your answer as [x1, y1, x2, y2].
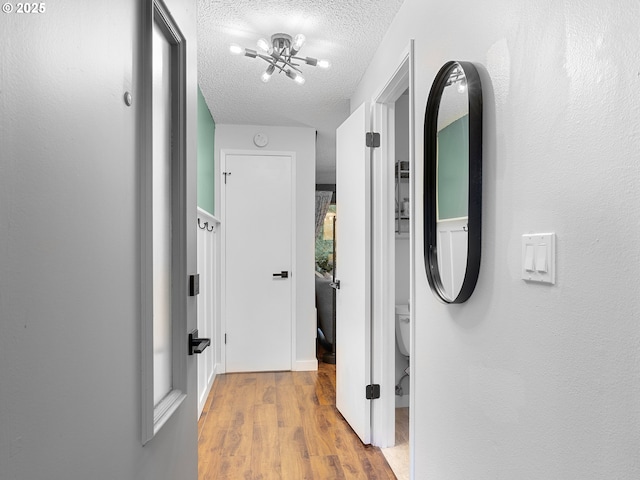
[188, 329, 211, 355]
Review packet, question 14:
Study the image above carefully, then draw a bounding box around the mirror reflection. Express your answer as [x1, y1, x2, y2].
[436, 64, 469, 300]
[424, 60, 482, 304]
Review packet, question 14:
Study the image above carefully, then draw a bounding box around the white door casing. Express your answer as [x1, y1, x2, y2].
[369, 42, 415, 450]
[222, 152, 295, 373]
[335, 102, 372, 444]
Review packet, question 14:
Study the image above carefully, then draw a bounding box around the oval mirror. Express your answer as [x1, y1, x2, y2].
[424, 61, 482, 303]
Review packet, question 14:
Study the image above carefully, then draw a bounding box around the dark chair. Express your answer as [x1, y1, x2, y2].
[315, 275, 334, 349]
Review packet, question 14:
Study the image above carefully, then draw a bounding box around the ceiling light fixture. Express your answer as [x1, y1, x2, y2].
[229, 33, 330, 85]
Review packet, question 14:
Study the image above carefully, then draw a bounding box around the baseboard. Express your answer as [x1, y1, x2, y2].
[294, 359, 318, 371]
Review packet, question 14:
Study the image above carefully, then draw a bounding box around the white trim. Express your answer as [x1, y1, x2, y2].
[408, 39, 416, 480]
[368, 40, 415, 466]
[153, 391, 187, 433]
[290, 154, 298, 372]
[141, 0, 189, 445]
[294, 359, 319, 371]
[197, 206, 221, 227]
[220, 149, 297, 373]
[196, 208, 220, 417]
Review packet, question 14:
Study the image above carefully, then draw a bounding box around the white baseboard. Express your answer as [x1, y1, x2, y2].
[294, 359, 318, 371]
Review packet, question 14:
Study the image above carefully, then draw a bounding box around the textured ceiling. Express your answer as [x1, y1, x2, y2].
[197, 0, 405, 182]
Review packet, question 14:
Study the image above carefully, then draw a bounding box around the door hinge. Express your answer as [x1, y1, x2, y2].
[365, 132, 380, 148]
[365, 384, 380, 400]
[224, 334, 227, 344]
[189, 274, 200, 296]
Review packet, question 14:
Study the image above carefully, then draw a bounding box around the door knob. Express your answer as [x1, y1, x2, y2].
[273, 271, 289, 278]
[188, 329, 211, 355]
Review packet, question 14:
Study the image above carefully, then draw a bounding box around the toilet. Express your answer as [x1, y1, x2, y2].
[395, 304, 410, 358]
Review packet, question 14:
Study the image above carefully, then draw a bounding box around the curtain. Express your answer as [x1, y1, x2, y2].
[315, 191, 333, 238]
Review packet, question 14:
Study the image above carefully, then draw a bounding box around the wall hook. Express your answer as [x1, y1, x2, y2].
[206, 223, 215, 232]
[197, 218, 208, 230]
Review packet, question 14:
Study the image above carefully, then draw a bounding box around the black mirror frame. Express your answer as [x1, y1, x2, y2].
[424, 61, 482, 304]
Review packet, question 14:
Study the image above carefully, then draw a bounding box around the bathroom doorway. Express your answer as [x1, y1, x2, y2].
[383, 87, 411, 480]
[369, 41, 414, 480]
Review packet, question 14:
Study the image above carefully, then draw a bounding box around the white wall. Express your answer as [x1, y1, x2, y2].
[215, 124, 317, 370]
[0, 1, 198, 479]
[354, 0, 640, 478]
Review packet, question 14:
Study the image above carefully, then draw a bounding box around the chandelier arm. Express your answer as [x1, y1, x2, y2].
[257, 54, 275, 63]
[272, 62, 288, 74]
[292, 56, 317, 67]
[277, 64, 290, 74]
[274, 56, 302, 72]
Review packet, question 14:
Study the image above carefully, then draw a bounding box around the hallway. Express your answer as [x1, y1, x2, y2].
[198, 360, 396, 479]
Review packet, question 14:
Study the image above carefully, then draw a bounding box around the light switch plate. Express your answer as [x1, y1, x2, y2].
[521, 233, 556, 284]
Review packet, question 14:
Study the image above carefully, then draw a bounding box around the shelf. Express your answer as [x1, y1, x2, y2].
[395, 162, 410, 235]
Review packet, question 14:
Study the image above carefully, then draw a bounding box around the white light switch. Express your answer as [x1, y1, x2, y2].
[524, 244, 535, 271]
[535, 244, 547, 272]
[521, 233, 556, 284]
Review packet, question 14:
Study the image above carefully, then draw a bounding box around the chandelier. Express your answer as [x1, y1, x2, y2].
[229, 33, 330, 85]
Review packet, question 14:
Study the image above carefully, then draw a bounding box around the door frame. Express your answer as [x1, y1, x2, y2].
[219, 149, 297, 373]
[370, 40, 415, 468]
[140, 0, 189, 445]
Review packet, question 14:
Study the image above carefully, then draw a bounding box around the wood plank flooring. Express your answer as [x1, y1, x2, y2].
[198, 360, 397, 480]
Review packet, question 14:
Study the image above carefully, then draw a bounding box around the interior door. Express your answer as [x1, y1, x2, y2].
[224, 153, 293, 372]
[335, 103, 372, 444]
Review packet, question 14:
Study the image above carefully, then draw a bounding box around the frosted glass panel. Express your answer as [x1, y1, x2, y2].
[152, 20, 173, 406]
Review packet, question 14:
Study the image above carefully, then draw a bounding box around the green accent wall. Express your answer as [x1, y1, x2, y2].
[197, 86, 216, 215]
[437, 115, 469, 220]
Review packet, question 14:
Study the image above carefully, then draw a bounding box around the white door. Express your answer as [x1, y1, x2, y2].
[224, 153, 293, 372]
[335, 103, 372, 444]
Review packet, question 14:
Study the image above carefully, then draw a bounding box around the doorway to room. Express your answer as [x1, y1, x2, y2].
[369, 41, 414, 480]
[382, 87, 411, 479]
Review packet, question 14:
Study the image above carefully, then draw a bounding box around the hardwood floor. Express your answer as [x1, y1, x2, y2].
[198, 359, 397, 479]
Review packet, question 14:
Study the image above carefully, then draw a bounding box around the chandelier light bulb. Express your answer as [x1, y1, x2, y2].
[292, 34, 306, 51]
[261, 64, 276, 83]
[457, 79, 467, 93]
[286, 69, 305, 84]
[317, 59, 330, 69]
[229, 43, 243, 55]
[257, 38, 270, 53]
